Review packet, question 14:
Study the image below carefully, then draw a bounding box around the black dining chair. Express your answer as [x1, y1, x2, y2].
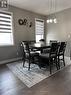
[39, 39, 50, 54]
[39, 43, 59, 74]
[21, 42, 39, 70]
[42, 40, 57, 54]
[39, 39, 45, 42]
[50, 40, 58, 45]
[30, 40, 36, 44]
[50, 40, 57, 43]
[57, 42, 67, 69]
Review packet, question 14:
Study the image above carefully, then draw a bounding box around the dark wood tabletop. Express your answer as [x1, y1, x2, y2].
[30, 42, 51, 53]
[30, 42, 50, 48]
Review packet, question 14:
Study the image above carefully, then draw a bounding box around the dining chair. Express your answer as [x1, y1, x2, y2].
[42, 40, 57, 54]
[50, 40, 57, 45]
[39, 39, 45, 42]
[39, 39, 50, 54]
[30, 40, 36, 44]
[57, 42, 67, 69]
[21, 42, 39, 70]
[39, 43, 59, 74]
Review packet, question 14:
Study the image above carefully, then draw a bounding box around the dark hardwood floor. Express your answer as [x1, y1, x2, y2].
[0, 63, 71, 95]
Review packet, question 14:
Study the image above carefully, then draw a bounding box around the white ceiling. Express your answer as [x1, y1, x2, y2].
[9, 0, 71, 15]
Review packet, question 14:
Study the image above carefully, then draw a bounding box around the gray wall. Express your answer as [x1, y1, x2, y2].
[0, 6, 71, 63]
[0, 6, 46, 63]
[46, 8, 71, 57]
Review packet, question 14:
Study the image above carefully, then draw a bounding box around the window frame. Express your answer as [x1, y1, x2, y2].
[0, 10, 14, 46]
[35, 18, 44, 42]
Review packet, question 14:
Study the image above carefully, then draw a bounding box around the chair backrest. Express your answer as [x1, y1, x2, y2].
[21, 42, 30, 58]
[50, 43, 59, 56]
[59, 42, 66, 54]
[29, 40, 36, 44]
[22, 40, 36, 45]
[39, 39, 45, 45]
[39, 39, 45, 42]
[50, 40, 57, 44]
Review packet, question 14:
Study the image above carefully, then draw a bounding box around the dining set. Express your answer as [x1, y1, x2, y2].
[21, 40, 67, 74]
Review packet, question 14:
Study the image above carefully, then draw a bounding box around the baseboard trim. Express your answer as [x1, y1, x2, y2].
[0, 57, 22, 65]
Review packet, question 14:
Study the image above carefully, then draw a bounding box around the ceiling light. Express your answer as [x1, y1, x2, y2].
[49, 19, 53, 23]
[47, 19, 50, 23]
[54, 18, 57, 23]
[47, 0, 57, 24]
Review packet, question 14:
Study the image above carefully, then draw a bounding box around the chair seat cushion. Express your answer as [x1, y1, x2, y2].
[43, 48, 50, 53]
[39, 53, 56, 59]
[26, 51, 39, 58]
[39, 54, 49, 58]
[30, 51, 39, 56]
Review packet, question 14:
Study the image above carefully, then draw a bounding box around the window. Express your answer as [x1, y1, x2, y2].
[35, 18, 44, 42]
[0, 11, 13, 46]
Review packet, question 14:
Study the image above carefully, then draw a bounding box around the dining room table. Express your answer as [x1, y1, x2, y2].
[30, 42, 51, 53]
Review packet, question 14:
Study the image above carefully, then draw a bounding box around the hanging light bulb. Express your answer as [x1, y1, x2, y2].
[49, 19, 53, 23]
[47, 0, 57, 24]
[47, 19, 50, 23]
[54, 18, 57, 23]
[47, 18, 57, 24]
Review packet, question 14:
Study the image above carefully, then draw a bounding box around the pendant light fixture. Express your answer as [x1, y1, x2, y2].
[47, 0, 57, 24]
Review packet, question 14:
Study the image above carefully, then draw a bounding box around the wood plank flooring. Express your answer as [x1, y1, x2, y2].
[0, 63, 71, 95]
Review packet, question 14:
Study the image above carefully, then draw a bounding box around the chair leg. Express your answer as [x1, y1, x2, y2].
[23, 58, 25, 67]
[57, 56, 60, 69]
[38, 56, 42, 69]
[49, 59, 52, 74]
[28, 59, 31, 70]
[63, 54, 65, 66]
[55, 58, 59, 70]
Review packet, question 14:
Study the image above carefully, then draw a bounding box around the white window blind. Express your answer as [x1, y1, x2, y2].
[0, 11, 13, 45]
[35, 19, 44, 42]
